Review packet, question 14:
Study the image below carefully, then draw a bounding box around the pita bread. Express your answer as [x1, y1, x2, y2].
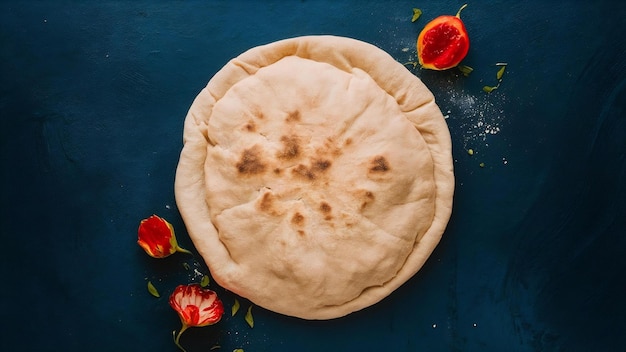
[175, 35, 454, 320]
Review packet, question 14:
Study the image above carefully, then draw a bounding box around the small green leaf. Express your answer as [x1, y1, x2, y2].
[467, 149, 474, 156]
[483, 85, 498, 93]
[200, 275, 210, 287]
[479, 162, 485, 168]
[231, 298, 240, 316]
[233, 349, 244, 352]
[458, 64, 473, 77]
[411, 8, 422, 22]
[244, 305, 254, 328]
[147, 281, 160, 298]
[496, 65, 506, 80]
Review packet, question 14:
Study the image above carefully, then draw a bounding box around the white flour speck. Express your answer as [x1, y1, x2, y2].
[193, 268, 204, 279]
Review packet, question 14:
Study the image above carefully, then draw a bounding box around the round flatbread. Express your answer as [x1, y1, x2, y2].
[175, 35, 454, 320]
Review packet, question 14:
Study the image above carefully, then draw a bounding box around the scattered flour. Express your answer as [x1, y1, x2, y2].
[444, 88, 507, 149]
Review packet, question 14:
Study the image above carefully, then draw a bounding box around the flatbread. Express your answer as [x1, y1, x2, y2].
[174, 35, 454, 320]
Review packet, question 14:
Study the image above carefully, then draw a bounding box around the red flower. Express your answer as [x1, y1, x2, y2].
[169, 284, 224, 351]
[137, 215, 191, 258]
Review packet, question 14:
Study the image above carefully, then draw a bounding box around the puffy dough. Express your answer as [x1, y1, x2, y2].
[175, 35, 454, 319]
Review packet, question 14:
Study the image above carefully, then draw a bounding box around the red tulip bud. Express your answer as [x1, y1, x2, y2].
[137, 215, 191, 258]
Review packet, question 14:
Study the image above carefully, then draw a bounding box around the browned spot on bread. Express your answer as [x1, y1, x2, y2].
[319, 202, 332, 213]
[319, 202, 333, 221]
[291, 212, 305, 226]
[344, 138, 353, 146]
[314, 137, 342, 158]
[244, 121, 256, 132]
[326, 137, 342, 156]
[370, 156, 390, 172]
[257, 191, 285, 217]
[258, 192, 273, 212]
[252, 108, 264, 120]
[297, 230, 305, 237]
[312, 159, 332, 172]
[273, 168, 282, 175]
[292, 164, 315, 180]
[361, 191, 375, 210]
[277, 135, 300, 160]
[286, 110, 301, 123]
[237, 146, 266, 175]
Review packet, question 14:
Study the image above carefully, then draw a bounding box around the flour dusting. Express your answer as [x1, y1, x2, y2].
[444, 88, 507, 148]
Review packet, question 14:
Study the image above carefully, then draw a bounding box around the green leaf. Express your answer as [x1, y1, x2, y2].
[231, 298, 240, 316]
[483, 85, 498, 93]
[200, 275, 210, 287]
[467, 149, 474, 156]
[233, 349, 244, 352]
[411, 8, 422, 22]
[458, 64, 473, 77]
[245, 305, 254, 328]
[496, 65, 506, 80]
[147, 281, 160, 298]
[479, 162, 486, 168]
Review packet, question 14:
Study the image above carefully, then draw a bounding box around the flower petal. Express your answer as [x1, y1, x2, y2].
[169, 284, 224, 327]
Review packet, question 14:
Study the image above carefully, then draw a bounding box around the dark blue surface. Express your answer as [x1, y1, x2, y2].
[1, 1, 625, 351]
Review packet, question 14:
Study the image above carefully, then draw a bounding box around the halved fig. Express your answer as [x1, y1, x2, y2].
[417, 4, 470, 70]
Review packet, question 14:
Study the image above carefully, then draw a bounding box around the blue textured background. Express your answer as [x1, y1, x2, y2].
[1, 1, 625, 351]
